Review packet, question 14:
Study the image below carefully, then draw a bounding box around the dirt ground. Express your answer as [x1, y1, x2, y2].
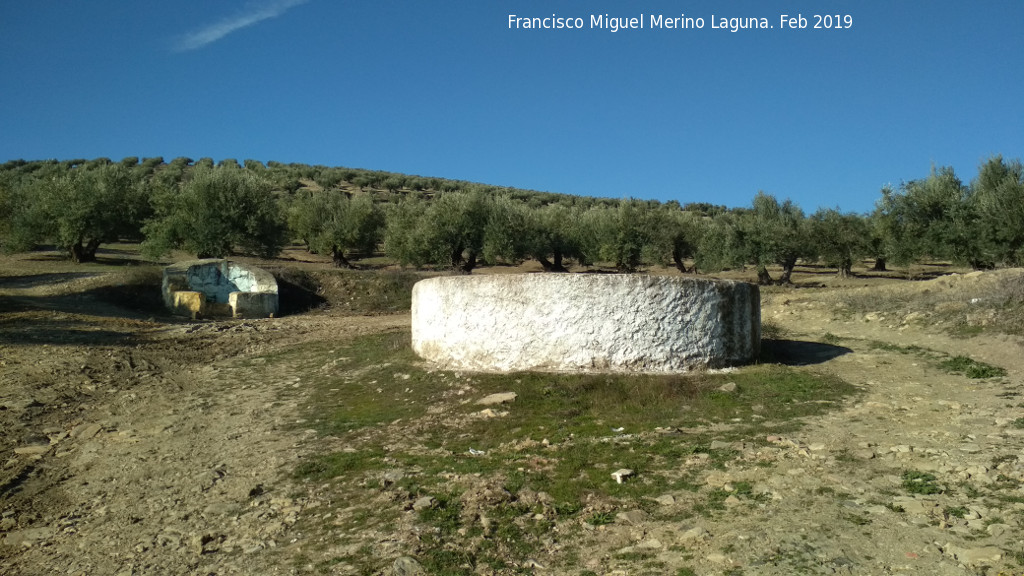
[1, 250, 1023, 575]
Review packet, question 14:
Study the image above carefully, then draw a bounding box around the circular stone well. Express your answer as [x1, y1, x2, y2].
[411, 274, 760, 372]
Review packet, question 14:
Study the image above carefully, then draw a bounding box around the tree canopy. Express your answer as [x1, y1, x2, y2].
[2, 154, 1021, 278]
[142, 166, 286, 259]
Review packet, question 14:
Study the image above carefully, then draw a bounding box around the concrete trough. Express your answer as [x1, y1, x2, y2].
[162, 259, 279, 319]
[411, 274, 760, 373]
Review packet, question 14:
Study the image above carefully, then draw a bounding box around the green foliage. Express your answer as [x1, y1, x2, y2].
[901, 470, 943, 495]
[2, 164, 149, 262]
[243, 158, 265, 172]
[970, 155, 1024, 266]
[938, 355, 1006, 379]
[6, 154, 1024, 277]
[876, 166, 983, 267]
[385, 191, 503, 273]
[650, 208, 702, 272]
[288, 191, 384, 267]
[810, 208, 869, 277]
[481, 195, 532, 266]
[585, 199, 660, 272]
[142, 166, 286, 259]
[693, 213, 745, 273]
[294, 448, 385, 481]
[523, 203, 591, 271]
[943, 505, 968, 518]
[738, 192, 811, 284]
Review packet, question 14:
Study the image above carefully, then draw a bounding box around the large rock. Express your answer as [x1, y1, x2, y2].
[411, 274, 759, 372]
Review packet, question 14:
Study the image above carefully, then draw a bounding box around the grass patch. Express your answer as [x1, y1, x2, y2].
[294, 448, 386, 481]
[938, 356, 1007, 379]
[761, 319, 785, 340]
[944, 505, 968, 519]
[867, 341, 932, 357]
[587, 511, 615, 526]
[902, 470, 945, 495]
[283, 330, 860, 571]
[867, 341, 1005, 380]
[287, 331, 859, 497]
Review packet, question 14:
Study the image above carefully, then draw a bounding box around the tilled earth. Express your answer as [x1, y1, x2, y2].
[2, 267, 1024, 575]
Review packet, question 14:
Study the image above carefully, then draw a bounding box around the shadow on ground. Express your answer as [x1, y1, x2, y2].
[0, 312, 136, 346]
[762, 339, 852, 366]
[0, 272, 100, 289]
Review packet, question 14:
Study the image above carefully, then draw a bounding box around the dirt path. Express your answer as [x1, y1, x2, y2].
[1, 275, 409, 574]
[695, 291, 1024, 575]
[2, 269, 1024, 575]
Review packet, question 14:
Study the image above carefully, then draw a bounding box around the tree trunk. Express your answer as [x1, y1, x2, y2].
[449, 245, 465, 270]
[84, 238, 101, 262]
[539, 251, 569, 272]
[69, 242, 86, 263]
[460, 251, 478, 274]
[69, 238, 100, 263]
[551, 250, 568, 272]
[331, 246, 356, 269]
[756, 266, 773, 285]
[777, 257, 797, 285]
[671, 250, 689, 273]
[837, 259, 853, 278]
[871, 258, 887, 271]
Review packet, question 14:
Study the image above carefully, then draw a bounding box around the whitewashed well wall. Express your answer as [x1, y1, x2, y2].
[411, 275, 760, 372]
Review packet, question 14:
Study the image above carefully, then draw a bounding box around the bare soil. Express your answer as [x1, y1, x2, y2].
[2, 249, 1023, 575]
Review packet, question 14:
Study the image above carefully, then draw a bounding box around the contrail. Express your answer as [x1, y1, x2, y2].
[174, 0, 309, 52]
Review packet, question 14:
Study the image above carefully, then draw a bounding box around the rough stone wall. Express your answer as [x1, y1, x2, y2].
[411, 274, 760, 372]
[162, 259, 279, 318]
[229, 292, 279, 319]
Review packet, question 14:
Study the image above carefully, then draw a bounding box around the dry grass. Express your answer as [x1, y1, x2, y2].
[829, 268, 1024, 337]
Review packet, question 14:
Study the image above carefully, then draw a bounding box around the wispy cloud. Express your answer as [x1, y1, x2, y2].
[173, 0, 309, 52]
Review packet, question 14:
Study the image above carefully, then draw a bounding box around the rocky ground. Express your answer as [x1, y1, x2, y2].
[1, 257, 1023, 575]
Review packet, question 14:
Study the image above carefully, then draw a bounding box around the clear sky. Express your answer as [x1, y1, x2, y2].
[2, 1, 1021, 214]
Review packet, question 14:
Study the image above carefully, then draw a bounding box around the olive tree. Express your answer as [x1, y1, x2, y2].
[288, 191, 383, 267]
[737, 192, 811, 284]
[970, 155, 1024, 266]
[876, 166, 982, 268]
[650, 207, 702, 273]
[520, 203, 591, 272]
[142, 167, 286, 259]
[692, 212, 745, 273]
[810, 208, 869, 277]
[4, 165, 148, 262]
[385, 191, 491, 273]
[481, 195, 532, 267]
[583, 199, 659, 272]
[0, 175, 31, 254]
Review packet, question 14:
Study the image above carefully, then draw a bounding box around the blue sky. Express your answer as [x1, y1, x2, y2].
[2, 1, 1021, 214]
